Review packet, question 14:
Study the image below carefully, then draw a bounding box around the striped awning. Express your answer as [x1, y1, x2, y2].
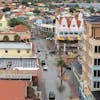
[57, 37, 64, 40]
[57, 36, 82, 41]
[68, 37, 74, 41]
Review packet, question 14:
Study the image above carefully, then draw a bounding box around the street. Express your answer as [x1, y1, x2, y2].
[33, 36, 71, 100]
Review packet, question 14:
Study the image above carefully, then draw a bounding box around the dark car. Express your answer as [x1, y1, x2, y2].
[49, 91, 55, 100]
[66, 66, 71, 70]
[41, 60, 45, 66]
[49, 50, 56, 55]
[37, 49, 40, 52]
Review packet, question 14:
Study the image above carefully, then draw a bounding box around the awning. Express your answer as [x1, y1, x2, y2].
[57, 37, 64, 40]
[77, 37, 82, 41]
[68, 37, 74, 41]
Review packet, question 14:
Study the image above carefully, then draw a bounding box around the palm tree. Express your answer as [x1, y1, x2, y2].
[57, 58, 66, 86]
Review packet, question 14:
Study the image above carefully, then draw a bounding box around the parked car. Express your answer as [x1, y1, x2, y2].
[41, 60, 45, 66]
[37, 49, 40, 52]
[66, 66, 71, 70]
[43, 65, 48, 71]
[49, 91, 55, 100]
[49, 50, 56, 55]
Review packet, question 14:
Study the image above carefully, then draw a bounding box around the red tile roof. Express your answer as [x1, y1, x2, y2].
[13, 24, 29, 32]
[0, 80, 26, 100]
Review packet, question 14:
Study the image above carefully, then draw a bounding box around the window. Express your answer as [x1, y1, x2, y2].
[17, 50, 20, 53]
[0, 23, 2, 26]
[99, 47, 100, 52]
[93, 81, 100, 88]
[94, 70, 96, 77]
[94, 81, 96, 88]
[74, 32, 78, 34]
[98, 71, 100, 77]
[27, 50, 30, 53]
[64, 32, 68, 35]
[94, 59, 97, 65]
[95, 46, 97, 53]
[73, 25, 75, 27]
[94, 70, 100, 77]
[98, 59, 100, 65]
[94, 46, 100, 53]
[63, 25, 65, 27]
[60, 32, 63, 35]
[94, 59, 100, 65]
[5, 50, 8, 53]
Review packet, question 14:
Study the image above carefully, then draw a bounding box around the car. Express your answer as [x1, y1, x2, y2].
[49, 91, 55, 100]
[41, 60, 45, 66]
[43, 65, 48, 71]
[37, 49, 40, 52]
[49, 50, 56, 55]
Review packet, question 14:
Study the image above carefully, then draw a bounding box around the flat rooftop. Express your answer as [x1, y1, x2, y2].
[92, 91, 100, 100]
[0, 58, 38, 69]
[85, 16, 100, 23]
[0, 42, 32, 49]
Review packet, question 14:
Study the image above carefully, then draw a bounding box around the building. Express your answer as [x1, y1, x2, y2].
[0, 42, 33, 58]
[0, 79, 41, 100]
[0, 14, 9, 31]
[55, 12, 84, 55]
[78, 16, 100, 100]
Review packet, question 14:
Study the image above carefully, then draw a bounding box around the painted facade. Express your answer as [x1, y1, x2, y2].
[0, 15, 9, 31]
[55, 12, 84, 55]
[78, 16, 100, 100]
[0, 42, 33, 58]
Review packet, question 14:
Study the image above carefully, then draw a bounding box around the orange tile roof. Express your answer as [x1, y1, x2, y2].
[0, 80, 26, 100]
[13, 24, 29, 32]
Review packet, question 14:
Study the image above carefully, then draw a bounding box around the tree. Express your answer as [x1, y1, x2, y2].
[14, 34, 20, 42]
[8, 18, 21, 27]
[3, 35, 9, 41]
[57, 58, 66, 86]
[8, 18, 30, 28]
[69, 7, 76, 13]
[33, 8, 40, 15]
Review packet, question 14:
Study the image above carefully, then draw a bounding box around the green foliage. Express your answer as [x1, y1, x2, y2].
[57, 59, 66, 68]
[3, 36, 9, 41]
[33, 8, 40, 15]
[14, 34, 20, 42]
[8, 18, 30, 29]
[8, 18, 21, 27]
[69, 7, 76, 13]
[88, 7, 95, 13]
[58, 85, 65, 92]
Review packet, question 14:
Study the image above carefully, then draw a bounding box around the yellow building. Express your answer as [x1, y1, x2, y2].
[0, 42, 33, 58]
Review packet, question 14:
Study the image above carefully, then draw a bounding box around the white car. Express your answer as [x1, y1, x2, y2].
[43, 65, 48, 71]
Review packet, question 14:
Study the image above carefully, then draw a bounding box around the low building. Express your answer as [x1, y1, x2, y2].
[0, 79, 41, 100]
[0, 42, 34, 58]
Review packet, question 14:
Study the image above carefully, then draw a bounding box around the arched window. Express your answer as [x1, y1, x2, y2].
[59, 32, 63, 35]
[3, 36, 9, 41]
[74, 32, 78, 35]
[64, 32, 68, 35]
[70, 32, 73, 34]
[14, 34, 20, 42]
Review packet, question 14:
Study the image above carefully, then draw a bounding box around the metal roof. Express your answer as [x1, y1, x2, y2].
[0, 42, 32, 49]
[0, 58, 37, 69]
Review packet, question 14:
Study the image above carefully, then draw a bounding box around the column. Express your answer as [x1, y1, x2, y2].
[64, 43, 66, 55]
